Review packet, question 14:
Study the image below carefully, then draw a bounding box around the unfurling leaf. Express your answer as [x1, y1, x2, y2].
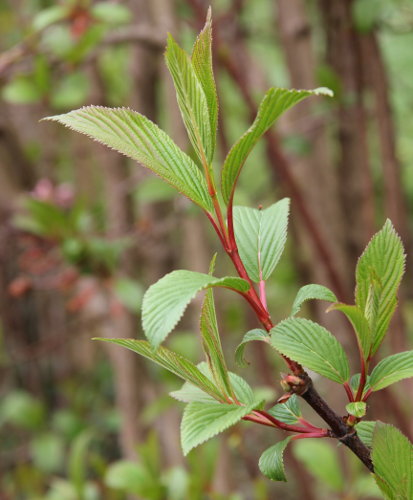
[94, 338, 224, 401]
[372, 423, 413, 499]
[355, 220, 405, 355]
[191, 7, 218, 161]
[221, 87, 333, 204]
[258, 437, 293, 481]
[43, 107, 213, 212]
[165, 34, 213, 166]
[233, 199, 289, 283]
[291, 284, 337, 316]
[142, 270, 249, 349]
[346, 402, 367, 418]
[181, 400, 258, 455]
[268, 395, 301, 425]
[329, 303, 371, 359]
[271, 318, 350, 384]
[234, 329, 268, 366]
[369, 351, 413, 391]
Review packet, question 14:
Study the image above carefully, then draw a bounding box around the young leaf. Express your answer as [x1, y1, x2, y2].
[372, 423, 413, 499]
[346, 402, 367, 418]
[191, 7, 217, 160]
[95, 338, 224, 401]
[200, 286, 234, 399]
[369, 351, 413, 391]
[258, 437, 293, 482]
[355, 220, 405, 355]
[171, 370, 254, 406]
[233, 199, 290, 282]
[165, 34, 213, 166]
[271, 318, 350, 384]
[355, 421, 376, 448]
[221, 87, 333, 204]
[329, 303, 371, 359]
[181, 400, 258, 455]
[268, 395, 301, 425]
[349, 373, 370, 398]
[44, 107, 213, 212]
[234, 329, 269, 367]
[142, 270, 249, 349]
[291, 284, 337, 316]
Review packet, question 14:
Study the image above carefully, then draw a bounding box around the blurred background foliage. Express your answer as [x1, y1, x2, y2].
[1, 0, 413, 498]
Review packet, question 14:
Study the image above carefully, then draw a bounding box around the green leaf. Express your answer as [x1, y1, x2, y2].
[95, 338, 224, 401]
[346, 402, 367, 418]
[142, 270, 249, 349]
[200, 286, 234, 398]
[355, 220, 405, 355]
[372, 423, 413, 500]
[268, 395, 301, 425]
[369, 351, 413, 391]
[355, 421, 376, 448]
[258, 437, 293, 482]
[271, 318, 350, 384]
[329, 303, 371, 359]
[105, 461, 156, 496]
[43, 107, 213, 212]
[349, 373, 370, 398]
[165, 34, 213, 165]
[291, 284, 337, 316]
[181, 400, 257, 455]
[92, 3, 132, 25]
[171, 364, 254, 406]
[191, 7, 217, 161]
[294, 440, 344, 492]
[233, 199, 290, 282]
[221, 87, 333, 204]
[234, 329, 268, 367]
[32, 5, 69, 31]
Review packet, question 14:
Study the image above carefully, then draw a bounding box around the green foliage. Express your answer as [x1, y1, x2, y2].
[142, 270, 249, 349]
[96, 339, 224, 402]
[271, 318, 350, 383]
[233, 199, 289, 282]
[291, 284, 337, 316]
[346, 402, 367, 418]
[181, 400, 258, 455]
[200, 284, 234, 398]
[355, 220, 405, 355]
[268, 395, 301, 425]
[165, 34, 213, 166]
[44, 107, 213, 212]
[221, 87, 333, 204]
[372, 423, 413, 499]
[234, 328, 268, 366]
[355, 421, 376, 448]
[258, 437, 292, 482]
[329, 303, 371, 359]
[369, 351, 413, 391]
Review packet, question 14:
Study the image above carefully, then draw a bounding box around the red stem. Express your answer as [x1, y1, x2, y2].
[254, 410, 325, 434]
[343, 382, 355, 402]
[355, 355, 367, 402]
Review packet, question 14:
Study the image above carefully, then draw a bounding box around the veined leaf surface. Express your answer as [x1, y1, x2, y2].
[181, 400, 258, 455]
[95, 338, 224, 401]
[234, 329, 269, 367]
[165, 34, 213, 165]
[258, 437, 293, 482]
[221, 87, 333, 204]
[355, 220, 405, 355]
[329, 303, 371, 359]
[291, 284, 337, 316]
[268, 395, 301, 425]
[372, 423, 413, 499]
[233, 199, 289, 282]
[191, 7, 217, 160]
[271, 318, 350, 384]
[142, 270, 249, 349]
[369, 351, 413, 391]
[44, 107, 213, 212]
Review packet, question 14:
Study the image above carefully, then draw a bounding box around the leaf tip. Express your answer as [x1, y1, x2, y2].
[313, 86, 334, 97]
